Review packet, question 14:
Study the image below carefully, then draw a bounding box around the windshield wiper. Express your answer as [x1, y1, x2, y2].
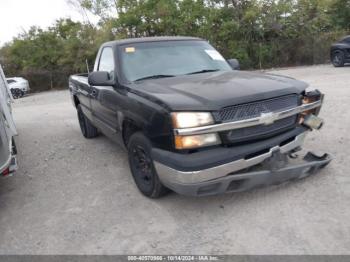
[186, 69, 220, 75]
[134, 74, 175, 82]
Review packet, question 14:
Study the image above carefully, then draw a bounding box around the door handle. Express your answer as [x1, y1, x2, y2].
[91, 89, 97, 97]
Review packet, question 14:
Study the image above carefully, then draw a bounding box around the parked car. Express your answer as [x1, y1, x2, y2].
[0, 66, 18, 176]
[6, 77, 30, 98]
[69, 37, 331, 198]
[330, 35, 350, 67]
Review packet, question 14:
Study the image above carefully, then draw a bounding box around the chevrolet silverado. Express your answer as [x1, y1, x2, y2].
[69, 37, 331, 198]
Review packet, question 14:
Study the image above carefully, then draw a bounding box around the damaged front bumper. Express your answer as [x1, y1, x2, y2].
[155, 151, 331, 196]
[153, 131, 332, 196]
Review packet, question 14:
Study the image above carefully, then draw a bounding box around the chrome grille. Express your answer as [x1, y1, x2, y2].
[225, 116, 298, 142]
[218, 95, 299, 122]
[219, 95, 300, 144]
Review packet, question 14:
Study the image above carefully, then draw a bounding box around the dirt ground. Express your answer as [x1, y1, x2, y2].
[0, 64, 349, 255]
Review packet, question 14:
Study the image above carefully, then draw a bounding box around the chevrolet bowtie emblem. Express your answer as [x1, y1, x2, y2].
[259, 112, 278, 125]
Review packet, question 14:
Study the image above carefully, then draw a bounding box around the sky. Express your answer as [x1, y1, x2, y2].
[0, 0, 99, 46]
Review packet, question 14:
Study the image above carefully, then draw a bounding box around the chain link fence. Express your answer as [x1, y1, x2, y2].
[17, 70, 72, 93]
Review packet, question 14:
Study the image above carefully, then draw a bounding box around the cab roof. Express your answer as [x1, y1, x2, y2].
[102, 36, 203, 47]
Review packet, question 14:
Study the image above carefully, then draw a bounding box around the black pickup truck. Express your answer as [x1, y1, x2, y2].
[69, 36, 331, 198]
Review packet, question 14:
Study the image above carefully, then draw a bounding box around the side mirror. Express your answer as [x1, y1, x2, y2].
[227, 59, 240, 70]
[88, 71, 115, 86]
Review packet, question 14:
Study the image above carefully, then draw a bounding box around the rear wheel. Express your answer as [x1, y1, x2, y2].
[128, 132, 169, 198]
[77, 104, 98, 138]
[332, 51, 345, 67]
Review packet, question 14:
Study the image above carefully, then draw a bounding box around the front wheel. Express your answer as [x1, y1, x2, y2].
[128, 132, 169, 198]
[332, 51, 345, 67]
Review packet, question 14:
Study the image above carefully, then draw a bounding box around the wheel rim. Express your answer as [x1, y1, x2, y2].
[78, 110, 87, 136]
[131, 145, 153, 187]
[333, 54, 341, 65]
[11, 90, 19, 98]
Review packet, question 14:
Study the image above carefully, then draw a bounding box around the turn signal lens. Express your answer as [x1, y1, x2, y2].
[175, 133, 221, 149]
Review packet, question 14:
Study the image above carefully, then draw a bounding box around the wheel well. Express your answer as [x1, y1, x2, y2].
[122, 120, 142, 146]
[332, 49, 343, 55]
[73, 95, 80, 107]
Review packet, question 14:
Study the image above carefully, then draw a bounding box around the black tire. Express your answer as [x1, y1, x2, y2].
[332, 51, 345, 67]
[77, 104, 98, 138]
[11, 88, 21, 99]
[127, 132, 169, 198]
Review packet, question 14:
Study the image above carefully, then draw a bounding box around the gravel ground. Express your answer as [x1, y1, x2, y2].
[0, 64, 349, 255]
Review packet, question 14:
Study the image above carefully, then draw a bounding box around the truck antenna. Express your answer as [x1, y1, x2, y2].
[86, 59, 90, 74]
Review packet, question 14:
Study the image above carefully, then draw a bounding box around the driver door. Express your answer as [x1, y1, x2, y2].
[90, 47, 122, 143]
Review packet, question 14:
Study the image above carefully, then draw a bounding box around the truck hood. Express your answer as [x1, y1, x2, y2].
[128, 71, 308, 111]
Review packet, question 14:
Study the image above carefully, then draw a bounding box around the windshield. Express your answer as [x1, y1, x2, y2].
[119, 40, 232, 82]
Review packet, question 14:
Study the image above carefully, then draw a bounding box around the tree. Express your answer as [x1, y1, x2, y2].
[1, 0, 348, 91]
[331, 0, 350, 30]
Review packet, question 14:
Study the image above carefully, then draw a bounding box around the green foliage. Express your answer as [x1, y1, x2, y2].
[1, 19, 100, 74]
[0, 0, 349, 91]
[331, 0, 350, 30]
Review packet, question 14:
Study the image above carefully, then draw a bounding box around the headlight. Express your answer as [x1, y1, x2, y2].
[302, 89, 323, 116]
[171, 112, 214, 128]
[299, 90, 324, 129]
[175, 133, 221, 150]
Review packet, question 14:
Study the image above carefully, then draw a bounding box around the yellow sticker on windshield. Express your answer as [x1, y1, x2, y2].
[125, 47, 135, 53]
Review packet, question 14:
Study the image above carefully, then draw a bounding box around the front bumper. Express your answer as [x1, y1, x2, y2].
[155, 152, 331, 196]
[153, 131, 332, 196]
